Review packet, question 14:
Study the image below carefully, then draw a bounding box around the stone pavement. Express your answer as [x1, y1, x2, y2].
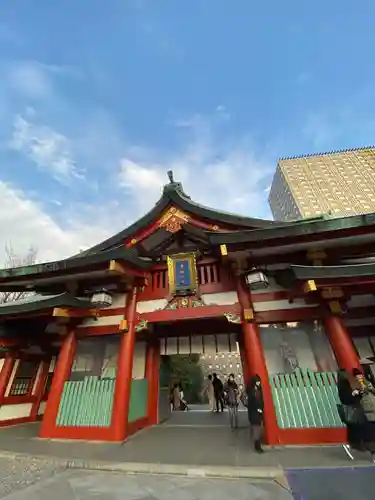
[1, 470, 293, 500]
[286, 467, 375, 500]
[0, 407, 375, 498]
[0, 411, 374, 469]
[0, 456, 65, 498]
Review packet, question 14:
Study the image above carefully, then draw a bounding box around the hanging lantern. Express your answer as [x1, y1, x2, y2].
[91, 289, 113, 308]
[244, 269, 269, 290]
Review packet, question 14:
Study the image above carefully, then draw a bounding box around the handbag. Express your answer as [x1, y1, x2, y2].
[337, 404, 366, 425]
[240, 392, 248, 408]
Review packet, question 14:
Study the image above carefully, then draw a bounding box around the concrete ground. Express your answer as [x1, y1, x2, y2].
[1, 470, 293, 500]
[0, 405, 374, 498]
[0, 408, 372, 468]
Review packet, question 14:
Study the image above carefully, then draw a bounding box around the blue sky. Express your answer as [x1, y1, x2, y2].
[1, 1, 375, 261]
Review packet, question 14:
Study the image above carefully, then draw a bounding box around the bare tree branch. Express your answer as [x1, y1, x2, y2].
[0, 243, 38, 304]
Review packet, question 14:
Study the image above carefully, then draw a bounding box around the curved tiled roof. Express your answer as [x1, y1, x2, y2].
[0, 293, 91, 316]
[78, 179, 285, 256]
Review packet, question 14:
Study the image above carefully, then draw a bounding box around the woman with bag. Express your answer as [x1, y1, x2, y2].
[337, 368, 365, 460]
[352, 368, 375, 462]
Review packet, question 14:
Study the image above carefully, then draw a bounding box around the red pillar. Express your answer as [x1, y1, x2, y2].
[0, 355, 15, 403]
[237, 277, 280, 445]
[111, 286, 138, 441]
[145, 339, 160, 426]
[324, 315, 361, 373]
[30, 359, 50, 421]
[39, 331, 76, 438]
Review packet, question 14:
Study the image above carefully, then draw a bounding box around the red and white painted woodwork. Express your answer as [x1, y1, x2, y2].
[236, 277, 280, 445]
[0, 355, 54, 428]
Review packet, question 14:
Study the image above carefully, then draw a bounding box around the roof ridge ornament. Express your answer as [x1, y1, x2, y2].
[167, 170, 174, 183]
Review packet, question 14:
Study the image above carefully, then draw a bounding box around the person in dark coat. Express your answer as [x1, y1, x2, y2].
[337, 368, 364, 459]
[223, 373, 239, 429]
[246, 374, 264, 453]
[212, 373, 224, 412]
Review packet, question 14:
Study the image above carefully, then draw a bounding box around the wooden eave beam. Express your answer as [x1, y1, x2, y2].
[108, 259, 147, 279]
[52, 307, 98, 319]
[0, 309, 54, 322]
[314, 276, 375, 288]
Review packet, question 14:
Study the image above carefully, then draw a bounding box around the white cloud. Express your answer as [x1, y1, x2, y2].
[118, 134, 274, 220]
[5, 61, 54, 99]
[119, 158, 165, 197]
[9, 114, 84, 183]
[3, 60, 79, 100]
[0, 181, 117, 264]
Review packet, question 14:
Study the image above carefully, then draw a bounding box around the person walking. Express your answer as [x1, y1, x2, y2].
[246, 374, 265, 453]
[202, 374, 215, 411]
[223, 373, 239, 429]
[212, 373, 224, 412]
[337, 368, 365, 460]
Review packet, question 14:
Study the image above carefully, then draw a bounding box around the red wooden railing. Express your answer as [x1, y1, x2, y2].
[138, 259, 235, 300]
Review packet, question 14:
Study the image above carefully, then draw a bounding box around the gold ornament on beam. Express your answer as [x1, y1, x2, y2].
[119, 319, 128, 332]
[158, 206, 190, 233]
[302, 280, 317, 293]
[135, 320, 149, 332]
[243, 307, 254, 321]
[220, 244, 228, 256]
[224, 313, 242, 324]
[328, 300, 345, 315]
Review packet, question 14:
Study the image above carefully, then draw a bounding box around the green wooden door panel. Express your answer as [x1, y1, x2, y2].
[269, 369, 344, 429]
[128, 379, 148, 423]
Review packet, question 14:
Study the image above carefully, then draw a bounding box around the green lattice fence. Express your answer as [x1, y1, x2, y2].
[56, 377, 149, 427]
[270, 369, 344, 429]
[56, 376, 115, 427]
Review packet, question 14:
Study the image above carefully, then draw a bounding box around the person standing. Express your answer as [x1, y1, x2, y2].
[202, 374, 215, 411]
[353, 368, 375, 462]
[223, 373, 239, 429]
[172, 383, 181, 411]
[246, 374, 265, 453]
[212, 373, 224, 412]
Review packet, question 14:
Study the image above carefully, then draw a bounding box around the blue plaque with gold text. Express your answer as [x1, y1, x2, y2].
[167, 253, 197, 295]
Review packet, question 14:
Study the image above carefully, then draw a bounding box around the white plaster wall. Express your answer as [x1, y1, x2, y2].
[107, 293, 127, 309]
[77, 315, 123, 328]
[201, 292, 238, 306]
[251, 276, 286, 294]
[161, 333, 238, 355]
[49, 358, 56, 372]
[347, 294, 375, 308]
[260, 327, 317, 374]
[132, 341, 146, 379]
[253, 299, 318, 312]
[345, 317, 375, 327]
[353, 337, 374, 359]
[136, 299, 168, 313]
[0, 403, 32, 421]
[38, 402, 47, 416]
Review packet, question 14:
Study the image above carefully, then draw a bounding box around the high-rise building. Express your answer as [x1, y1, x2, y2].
[268, 147, 375, 221]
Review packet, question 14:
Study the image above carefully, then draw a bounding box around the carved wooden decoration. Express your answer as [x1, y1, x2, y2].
[158, 206, 190, 233]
